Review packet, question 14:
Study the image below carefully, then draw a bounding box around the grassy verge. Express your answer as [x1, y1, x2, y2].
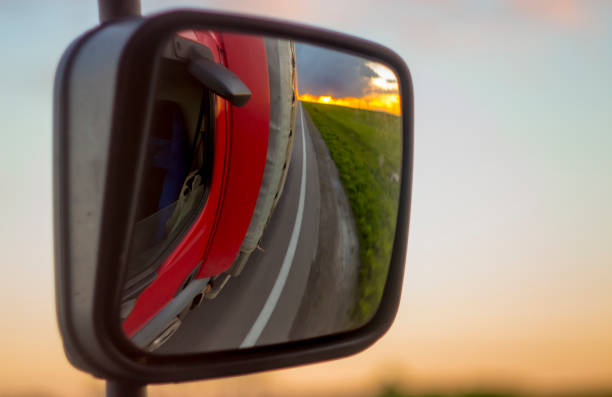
[302, 101, 402, 324]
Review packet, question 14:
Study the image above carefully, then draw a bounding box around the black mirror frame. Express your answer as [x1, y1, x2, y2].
[54, 9, 413, 384]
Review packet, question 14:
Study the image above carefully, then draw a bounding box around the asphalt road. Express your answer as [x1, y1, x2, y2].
[158, 103, 359, 354]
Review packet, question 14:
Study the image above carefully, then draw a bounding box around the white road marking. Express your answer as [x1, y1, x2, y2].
[240, 106, 308, 348]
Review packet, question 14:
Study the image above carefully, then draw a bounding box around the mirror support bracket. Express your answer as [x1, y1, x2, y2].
[106, 381, 147, 397]
[188, 57, 252, 106]
[98, 0, 141, 23]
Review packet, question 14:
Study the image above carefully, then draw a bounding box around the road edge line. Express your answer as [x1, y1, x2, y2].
[240, 104, 308, 348]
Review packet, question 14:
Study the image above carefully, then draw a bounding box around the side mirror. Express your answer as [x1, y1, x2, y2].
[54, 8, 413, 390]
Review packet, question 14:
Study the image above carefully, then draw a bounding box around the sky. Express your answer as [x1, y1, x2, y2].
[295, 43, 401, 114]
[1, 1, 612, 396]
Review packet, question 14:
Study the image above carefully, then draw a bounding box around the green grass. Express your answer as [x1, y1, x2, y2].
[302, 101, 402, 325]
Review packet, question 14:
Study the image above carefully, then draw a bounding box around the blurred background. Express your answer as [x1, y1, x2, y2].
[0, 1, 611, 396]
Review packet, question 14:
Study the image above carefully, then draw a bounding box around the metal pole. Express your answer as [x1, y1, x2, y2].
[98, 0, 141, 23]
[106, 380, 147, 397]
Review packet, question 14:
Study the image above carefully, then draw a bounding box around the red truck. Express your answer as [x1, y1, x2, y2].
[119, 30, 298, 351]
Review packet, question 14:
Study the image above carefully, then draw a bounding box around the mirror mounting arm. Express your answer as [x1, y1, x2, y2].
[98, 0, 141, 23]
[106, 380, 147, 397]
[188, 57, 252, 106]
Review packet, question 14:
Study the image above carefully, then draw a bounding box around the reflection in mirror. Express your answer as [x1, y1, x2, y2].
[119, 30, 402, 354]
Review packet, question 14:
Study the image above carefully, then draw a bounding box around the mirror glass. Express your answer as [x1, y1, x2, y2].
[119, 30, 402, 354]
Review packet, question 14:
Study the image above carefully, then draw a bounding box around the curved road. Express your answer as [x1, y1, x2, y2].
[158, 103, 359, 354]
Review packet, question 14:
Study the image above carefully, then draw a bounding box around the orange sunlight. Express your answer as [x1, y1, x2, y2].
[298, 93, 401, 116]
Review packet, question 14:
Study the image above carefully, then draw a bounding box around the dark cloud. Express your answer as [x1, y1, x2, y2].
[296, 43, 381, 98]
